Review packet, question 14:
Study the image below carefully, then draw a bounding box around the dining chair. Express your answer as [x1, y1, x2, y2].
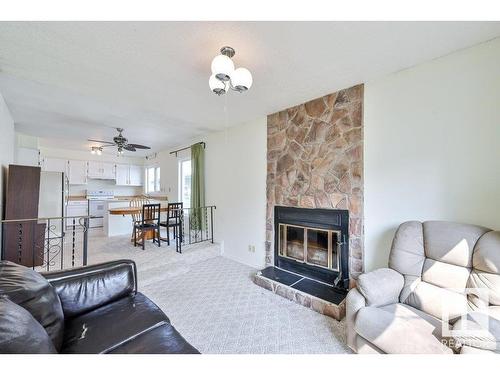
[160, 202, 183, 252]
[130, 196, 150, 241]
[133, 203, 161, 250]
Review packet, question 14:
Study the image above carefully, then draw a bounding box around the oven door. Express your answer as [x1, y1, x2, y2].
[89, 200, 105, 228]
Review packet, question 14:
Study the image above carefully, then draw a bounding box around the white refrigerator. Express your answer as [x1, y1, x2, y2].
[37, 171, 68, 237]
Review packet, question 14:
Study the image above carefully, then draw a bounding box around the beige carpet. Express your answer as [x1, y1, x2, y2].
[79, 229, 351, 354]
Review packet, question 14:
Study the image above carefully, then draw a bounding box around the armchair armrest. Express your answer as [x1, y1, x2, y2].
[356, 268, 404, 307]
[42, 260, 137, 318]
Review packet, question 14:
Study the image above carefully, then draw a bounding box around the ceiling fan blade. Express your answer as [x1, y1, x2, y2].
[123, 144, 136, 152]
[88, 139, 115, 145]
[127, 143, 151, 150]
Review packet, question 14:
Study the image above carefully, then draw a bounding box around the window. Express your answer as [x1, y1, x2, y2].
[178, 158, 191, 208]
[145, 166, 160, 194]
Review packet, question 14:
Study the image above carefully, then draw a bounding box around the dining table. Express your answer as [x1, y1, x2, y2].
[108, 205, 175, 242]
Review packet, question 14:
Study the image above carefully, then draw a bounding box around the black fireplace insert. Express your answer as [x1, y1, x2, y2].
[274, 206, 349, 289]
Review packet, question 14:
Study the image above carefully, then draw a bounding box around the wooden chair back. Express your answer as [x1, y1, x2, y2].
[130, 196, 150, 222]
[142, 203, 161, 227]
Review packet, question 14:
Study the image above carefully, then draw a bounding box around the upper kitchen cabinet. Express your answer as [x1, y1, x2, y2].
[41, 157, 67, 173]
[88, 161, 115, 180]
[67, 160, 88, 185]
[129, 165, 143, 186]
[115, 164, 143, 186]
[115, 164, 129, 185]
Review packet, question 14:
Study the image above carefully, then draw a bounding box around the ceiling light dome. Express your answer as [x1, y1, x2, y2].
[209, 74, 226, 95]
[231, 67, 253, 92]
[211, 54, 234, 81]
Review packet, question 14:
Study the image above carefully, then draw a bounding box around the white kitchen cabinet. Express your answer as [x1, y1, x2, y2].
[129, 165, 143, 186]
[66, 200, 88, 229]
[42, 157, 67, 173]
[16, 147, 40, 167]
[67, 160, 88, 185]
[114, 164, 143, 186]
[115, 164, 129, 185]
[88, 161, 115, 180]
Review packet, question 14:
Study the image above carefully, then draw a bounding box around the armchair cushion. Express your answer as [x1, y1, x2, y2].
[450, 306, 500, 352]
[355, 304, 452, 354]
[357, 268, 404, 307]
[43, 259, 136, 318]
[0, 296, 57, 354]
[0, 260, 64, 350]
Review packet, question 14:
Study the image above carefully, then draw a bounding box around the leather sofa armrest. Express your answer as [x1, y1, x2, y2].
[42, 260, 137, 318]
[356, 268, 404, 307]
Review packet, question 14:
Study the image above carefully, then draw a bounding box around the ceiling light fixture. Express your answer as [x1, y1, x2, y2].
[209, 46, 252, 96]
[91, 146, 103, 155]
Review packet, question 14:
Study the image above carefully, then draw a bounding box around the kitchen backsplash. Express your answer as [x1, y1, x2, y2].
[69, 179, 143, 197]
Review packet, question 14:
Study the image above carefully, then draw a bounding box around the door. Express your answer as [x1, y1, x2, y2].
[129, 165, 143, 186]
[68, 160, 87, 185]
[115, 164, 129, 185]
[179, 158, 191, 208]
[42, 157, 67, 173]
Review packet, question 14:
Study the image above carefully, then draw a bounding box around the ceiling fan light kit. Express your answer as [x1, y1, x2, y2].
[88, 128, 151, 155]
[209, 46, 253, 96]
[90, 146, 103, 155]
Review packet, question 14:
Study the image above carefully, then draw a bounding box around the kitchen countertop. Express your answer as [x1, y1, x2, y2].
[68, 195, 169, 202]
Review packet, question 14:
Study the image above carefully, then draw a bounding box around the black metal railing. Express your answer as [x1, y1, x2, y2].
[182, 206, 216, 245]
[1, 215, 94, 272]
[163, 206, 215, 252]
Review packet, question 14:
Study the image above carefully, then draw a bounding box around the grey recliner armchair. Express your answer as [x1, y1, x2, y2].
[347, 221, 500, 354]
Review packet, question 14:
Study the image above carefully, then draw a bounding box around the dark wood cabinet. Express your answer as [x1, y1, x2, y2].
[2, 165, 45, 267]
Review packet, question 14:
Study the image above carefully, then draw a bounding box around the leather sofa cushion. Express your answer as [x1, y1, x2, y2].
[355, 303, 452, 354]
[44, 260, 136, 318]
[61, 292, 169, 353]
[0, 296, 57, 354]
[0, 261, 64, 350]
[108, 322, 199, 354]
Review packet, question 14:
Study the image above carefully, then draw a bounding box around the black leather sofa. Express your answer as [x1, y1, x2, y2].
[0, 259, 199, 354]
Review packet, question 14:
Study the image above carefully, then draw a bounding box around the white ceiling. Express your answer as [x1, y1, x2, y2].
[0, 22, 499, 154]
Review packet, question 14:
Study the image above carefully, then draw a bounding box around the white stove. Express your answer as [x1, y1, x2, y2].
[86, 190, 114, 228]
[86, 190, 115, 200]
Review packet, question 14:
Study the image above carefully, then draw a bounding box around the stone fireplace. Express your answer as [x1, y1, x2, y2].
[255, 84, 363, 320]
[266, 84, 364, 280]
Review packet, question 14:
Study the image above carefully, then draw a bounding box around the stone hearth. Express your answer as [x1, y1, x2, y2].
[266, 84, 364, 278]
[254, 267, 346, 320]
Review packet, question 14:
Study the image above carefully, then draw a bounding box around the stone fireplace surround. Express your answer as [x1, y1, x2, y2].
[266, 84, 364, 280]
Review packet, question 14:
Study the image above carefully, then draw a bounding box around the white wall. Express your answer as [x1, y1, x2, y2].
[364, 38, 500, 271]
[157, 117, 268, 269]
[39, 145, 145, 196]
[0, 92, 15, 219]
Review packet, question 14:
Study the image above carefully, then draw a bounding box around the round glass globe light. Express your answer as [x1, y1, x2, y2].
[211, 54, 234, 81]
[231, 67, 253, 92]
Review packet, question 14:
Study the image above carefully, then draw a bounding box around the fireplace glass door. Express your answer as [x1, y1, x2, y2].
[278, 223, 339, 271]
[307, 229, 329, 268]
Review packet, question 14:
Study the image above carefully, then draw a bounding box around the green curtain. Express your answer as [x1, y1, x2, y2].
[190, 143, 205, 230]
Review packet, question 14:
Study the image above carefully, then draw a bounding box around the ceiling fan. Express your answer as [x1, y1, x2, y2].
[88, 128, 151, 154]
